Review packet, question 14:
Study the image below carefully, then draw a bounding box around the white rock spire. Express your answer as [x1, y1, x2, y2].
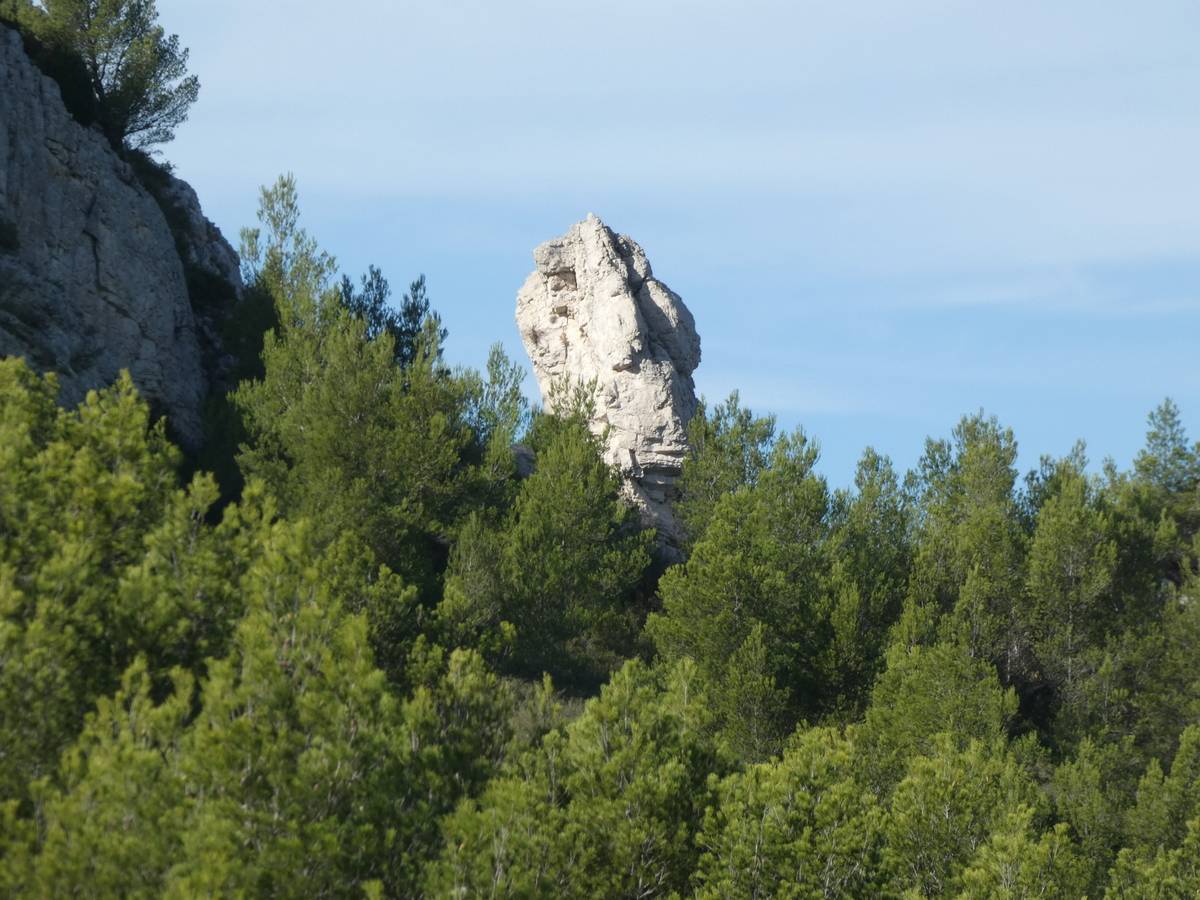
[516, 214, 701, 556]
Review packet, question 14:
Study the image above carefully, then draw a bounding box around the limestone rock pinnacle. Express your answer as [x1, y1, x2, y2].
[516, 214, 701, 556]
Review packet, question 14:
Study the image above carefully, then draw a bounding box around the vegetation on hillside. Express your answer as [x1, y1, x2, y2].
[1, 174, 1198, 896]
[2, 4, 1199, 897]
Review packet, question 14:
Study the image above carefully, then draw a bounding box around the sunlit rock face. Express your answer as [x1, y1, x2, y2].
[516, 214, 701, 557]
[0, 24, 241, 447]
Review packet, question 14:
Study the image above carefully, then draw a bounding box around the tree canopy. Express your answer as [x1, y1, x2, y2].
[18, 0, 200, 148]
[2, 170, 1199, 896]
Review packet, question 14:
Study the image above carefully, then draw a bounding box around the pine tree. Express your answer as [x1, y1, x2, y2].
[21, 660, 192, 897]
[439, 408, 650, 684]
[881, 737, 1041, 896]
[1123, 726, 1200, 860]
[35, 0, 199, 148]
[1051, 737, 1144, 894]
[823, 448, 912, 714]
[694, 727, 885, 898]
[906, 413, 1029, 680]
[18, 517, 510, 897]
[427, 660, 723, 898]
[958, 809, 1089, 899]
[1135, 399, 1199, 497]
[338, 267, 449, 369]
[1024, 465, 1118, 739]
[0, 361, 180, 802]
[233, 177, 477, 598]
[1107, 817, 1200, 898]
[648, 428, 831, 751]
[853, 641, 1018, 792]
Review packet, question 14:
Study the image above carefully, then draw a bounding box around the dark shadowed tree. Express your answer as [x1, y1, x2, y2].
[339, 267, 448, 369]
[649, 428, 831, 758]
[36, 0, 199, 148]
[438, 400, 651, 686]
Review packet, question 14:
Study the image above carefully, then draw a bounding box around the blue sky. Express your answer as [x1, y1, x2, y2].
[158, 0, 1200, 487]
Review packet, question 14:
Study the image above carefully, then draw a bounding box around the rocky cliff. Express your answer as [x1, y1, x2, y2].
[516, 214, 701, 555]
[0, 23, 241, 448]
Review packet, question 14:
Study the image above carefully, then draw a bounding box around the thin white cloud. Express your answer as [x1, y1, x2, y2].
[150, 0, 1200, 486]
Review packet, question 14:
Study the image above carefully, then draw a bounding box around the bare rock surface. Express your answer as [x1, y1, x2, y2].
[0, 24, 239, 447]
[516, 214, 701, 554]
[156, 175, 243, 296]
[150, 170, 244, 393]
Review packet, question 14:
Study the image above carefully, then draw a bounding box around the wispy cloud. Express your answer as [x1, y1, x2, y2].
[873, 268, 1200, 317]
[155, 0, 1200, 487]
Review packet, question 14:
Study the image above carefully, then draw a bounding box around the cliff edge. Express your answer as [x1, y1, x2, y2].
[0, 23, 241, 448]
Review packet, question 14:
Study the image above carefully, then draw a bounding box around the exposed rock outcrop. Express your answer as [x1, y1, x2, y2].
[516, 214, 701, 556]
[155, 175, 243, 296]
[144, 169, 244, 394]
[0, 24, 240, 447]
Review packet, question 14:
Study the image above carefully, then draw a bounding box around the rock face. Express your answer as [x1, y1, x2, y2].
[156, 175, 243, 296]
[0, 24, 241, 447]
[150, 171, 245, 394]
[516, 214, 701, 555]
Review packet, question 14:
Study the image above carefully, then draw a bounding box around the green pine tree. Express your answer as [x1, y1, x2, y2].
[694, 726, 885, 898]
[427, 660, 723, 898]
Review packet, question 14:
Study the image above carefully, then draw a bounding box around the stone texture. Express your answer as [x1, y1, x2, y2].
[516, 214, 701, 554]
[512, 443, 537, 480]
[156, 174, 243, 296]
[0, 24, 240, 447]
[151, 170, 244, 394]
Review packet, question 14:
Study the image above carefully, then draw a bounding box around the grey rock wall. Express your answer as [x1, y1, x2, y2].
[0, 24, 240, 447]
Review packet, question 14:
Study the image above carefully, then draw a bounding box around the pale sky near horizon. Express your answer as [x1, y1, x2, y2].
[156, 0, 1200, 487]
